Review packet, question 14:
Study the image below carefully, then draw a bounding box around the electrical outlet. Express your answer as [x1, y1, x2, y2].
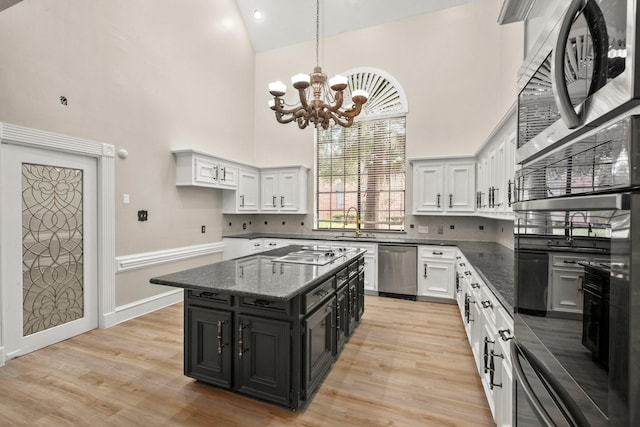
[137, 210, 148, 221]
[201, 225, 206, 233]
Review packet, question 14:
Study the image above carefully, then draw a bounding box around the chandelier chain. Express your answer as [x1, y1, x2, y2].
[315, 0, 320, 67]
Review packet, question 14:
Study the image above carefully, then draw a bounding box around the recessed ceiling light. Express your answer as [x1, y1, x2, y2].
[253, 9, 263, 20]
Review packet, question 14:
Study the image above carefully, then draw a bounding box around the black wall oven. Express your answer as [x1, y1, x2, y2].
[517, 0, 638, 163]
[512, 111, 640, 426]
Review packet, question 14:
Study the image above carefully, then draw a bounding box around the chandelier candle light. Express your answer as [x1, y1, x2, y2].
[268, 0, 368, 129]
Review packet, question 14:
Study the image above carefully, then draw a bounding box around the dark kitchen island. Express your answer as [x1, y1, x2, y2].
[150, 245, 366, 410]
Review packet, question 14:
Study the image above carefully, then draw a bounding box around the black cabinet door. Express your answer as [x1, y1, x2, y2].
[336, 286, 349, 353]
[236, 315, 290, 406]
[347, 277, 358, 334]
[185, 305, 232, 388]
[357, 270, 365, 321]
[304, 299, 336, 398]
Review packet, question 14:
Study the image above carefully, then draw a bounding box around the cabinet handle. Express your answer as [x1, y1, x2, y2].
[507, 180, 512, 207]
[493, 187, 501, 207]
[563, 259, 577, 264]
[437, 193, 441, 208]
[432, 251, 443, 256]
[314, 289, 330, 298]
[217, 320, 227, 354]
[239, 265, 244, 278]
[272, 196, 276, 207]
[198, 291, 219, 298]
[498, 328, 513, 341]
[464, 294, 474, 323]
[471, 282, 480, 289]
[336, 300, 341, 325]
[222, 167, 226, 181]
[240, 195, 245, 207]
[481, 300, 493, 309]
[489, 350, 504, 390]
[489, 187, 493, 208]
[281, 196, 284, 207]
[483, 337, 494, 373]
[449, 193, 453, 208]
[423, 263, 427, 279]
[238, 324, 246, 358]
[464, 271, 471, 276]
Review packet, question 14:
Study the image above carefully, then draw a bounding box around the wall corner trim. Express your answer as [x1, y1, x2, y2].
[115, 241, 225, 272]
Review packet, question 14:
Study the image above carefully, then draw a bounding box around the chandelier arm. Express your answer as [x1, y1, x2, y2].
[334, 102, 365, 119]
[324, 90, 344, 112]
[329, 111, 355, 128]
[297, 87, 310, 110]
[272, 99, 307, 116]
[273, 111, 299, 124]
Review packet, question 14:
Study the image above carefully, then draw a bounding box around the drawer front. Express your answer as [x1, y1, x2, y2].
[348, 260, 360, 277]
[419, 246, 457, 260]
[303, 277, 335, 315]
[186, 289, 233, 307]
[239, 297, 289, 314]
[551, 254, 588, 268]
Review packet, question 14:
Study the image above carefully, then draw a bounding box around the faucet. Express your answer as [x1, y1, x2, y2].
[345, 207, 361, 237]
[567, 211, 591, 243]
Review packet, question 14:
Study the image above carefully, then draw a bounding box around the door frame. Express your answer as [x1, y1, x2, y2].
[0, 122, 116, 365]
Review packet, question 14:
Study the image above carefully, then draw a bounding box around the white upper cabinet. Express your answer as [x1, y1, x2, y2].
[260, 166, 308, 213]
[475, 105, 517, 219]
[223, 167, 260, 213]
[174, 149, 239, 190]
[412, 158, 476, 215]
[174, 149, 309, 215]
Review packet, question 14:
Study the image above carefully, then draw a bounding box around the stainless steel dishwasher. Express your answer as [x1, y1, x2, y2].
[377, 244, 417, 300]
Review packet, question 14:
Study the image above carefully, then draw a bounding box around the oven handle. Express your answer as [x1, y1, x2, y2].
[511, 340, 555, 427]
[512, 339, 590, 427]
[552, 0, 609, 129]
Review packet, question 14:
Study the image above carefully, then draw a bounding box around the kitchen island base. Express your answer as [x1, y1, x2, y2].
[179, 253, 365, 410]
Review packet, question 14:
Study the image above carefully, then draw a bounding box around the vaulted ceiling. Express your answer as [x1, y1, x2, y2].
[235, 0, 482, 52]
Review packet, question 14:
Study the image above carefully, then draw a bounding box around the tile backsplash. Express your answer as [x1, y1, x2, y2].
[223, 214, 515, 248]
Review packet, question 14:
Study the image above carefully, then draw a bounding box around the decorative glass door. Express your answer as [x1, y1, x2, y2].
[1, 144, 97, 360]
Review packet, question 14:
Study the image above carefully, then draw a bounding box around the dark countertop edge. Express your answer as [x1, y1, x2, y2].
[150, 247, 367, 301]
[223, 233, 515, 314]
[472, 266, 513, 315]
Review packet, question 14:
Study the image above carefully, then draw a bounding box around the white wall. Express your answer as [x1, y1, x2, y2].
[253, 0, 523, 166]
[0, 0, 256, 305]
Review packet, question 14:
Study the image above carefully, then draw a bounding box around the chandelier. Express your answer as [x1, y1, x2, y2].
[267, 0, 368, 130]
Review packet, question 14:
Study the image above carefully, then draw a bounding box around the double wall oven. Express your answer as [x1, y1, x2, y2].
[513, 110, 640, 426]
[513, 1, 640, 424]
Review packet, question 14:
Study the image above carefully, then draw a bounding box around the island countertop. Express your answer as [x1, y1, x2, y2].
[150, 245, 366, 300]
[223, 233, 515, 312]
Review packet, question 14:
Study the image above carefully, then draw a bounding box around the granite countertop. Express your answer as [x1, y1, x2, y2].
[223, 233, 515, 312]
[150, 245, 365, 301]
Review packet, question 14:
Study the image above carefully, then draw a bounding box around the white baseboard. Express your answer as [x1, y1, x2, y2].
[0, 346, 4, 366]
[102, 289, 184, 328]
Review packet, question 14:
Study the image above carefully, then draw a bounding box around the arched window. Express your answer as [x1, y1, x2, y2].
[316, 67, 408, 232]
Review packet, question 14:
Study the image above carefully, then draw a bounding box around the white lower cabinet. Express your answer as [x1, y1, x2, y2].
[456, 250, 513, 426]
[417, 246, 456, 299]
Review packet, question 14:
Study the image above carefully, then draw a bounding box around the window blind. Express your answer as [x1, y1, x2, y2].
[316, 117, 406, 231]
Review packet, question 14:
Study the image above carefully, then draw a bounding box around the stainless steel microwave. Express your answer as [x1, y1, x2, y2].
[517, 0, 639, 164]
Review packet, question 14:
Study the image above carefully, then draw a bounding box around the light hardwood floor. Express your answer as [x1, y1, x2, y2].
[0, 296, 494, 426]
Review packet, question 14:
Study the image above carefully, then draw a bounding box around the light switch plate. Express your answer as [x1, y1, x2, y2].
[418, 226, 429, 234]
[123, 193, 130, 204]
